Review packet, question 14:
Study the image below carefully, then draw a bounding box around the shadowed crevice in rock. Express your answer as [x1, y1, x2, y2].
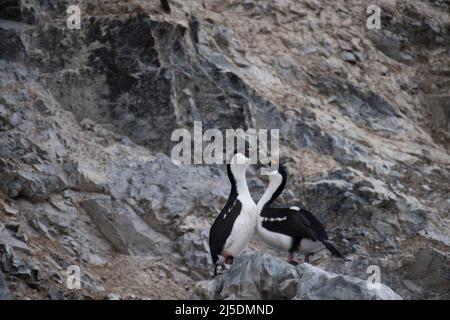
[0, 0, 22, 22]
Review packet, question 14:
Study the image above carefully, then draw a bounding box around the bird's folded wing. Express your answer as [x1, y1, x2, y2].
[261, 208, 318, 240]
[209, 199, 242, 263]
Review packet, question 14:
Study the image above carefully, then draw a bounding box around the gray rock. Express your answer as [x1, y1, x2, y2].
[80, 196, 172, 256]
[192, 279, 216, 300]
[177, 229, 211, 277]
[0, 270, 11, 300]
[193, 253, 402, 300]
[0, 171, 67, 201]
[65, 161, 107, 193]
[0, 223, 29, 252]
[49, 288, 64, 300]
[0, 244, 38, 283]
[341, 50, 357, 64]
[81, 272, 105, 293]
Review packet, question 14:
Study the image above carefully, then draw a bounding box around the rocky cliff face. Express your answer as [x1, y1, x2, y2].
[0, 0, 449, 300]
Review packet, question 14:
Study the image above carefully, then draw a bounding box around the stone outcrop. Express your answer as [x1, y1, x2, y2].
[192, 253, 402, 300]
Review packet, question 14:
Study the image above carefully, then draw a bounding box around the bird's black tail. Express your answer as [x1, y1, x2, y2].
[323, 240, 344, 258]
[160, 0, 171, 13]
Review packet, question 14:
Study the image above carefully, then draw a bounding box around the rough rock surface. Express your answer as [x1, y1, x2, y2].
[192, 253, 402, 300]
[0, 0, 449, 299]
[0, 270, 11, 300]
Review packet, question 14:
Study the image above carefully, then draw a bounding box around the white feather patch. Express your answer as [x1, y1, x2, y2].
[290, 206, 300, 211]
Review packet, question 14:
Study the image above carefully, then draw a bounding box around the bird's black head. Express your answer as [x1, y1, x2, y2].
[261, 161, 288, 209]
[277, 163, 288, 180]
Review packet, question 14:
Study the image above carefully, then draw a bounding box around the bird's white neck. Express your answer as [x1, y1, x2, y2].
[231, 164, 256, 210]
[235, 172, 251, 198]
[231, 166, 250, 196]
[257, 173, 283, 212]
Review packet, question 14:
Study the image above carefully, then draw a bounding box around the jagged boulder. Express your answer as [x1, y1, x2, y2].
[79, 196, 173, 256]
[193, 253, 402, 300]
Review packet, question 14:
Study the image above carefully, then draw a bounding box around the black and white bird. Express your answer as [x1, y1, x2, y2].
[256, 163, 344, 265]
[209, 150, 258, 276]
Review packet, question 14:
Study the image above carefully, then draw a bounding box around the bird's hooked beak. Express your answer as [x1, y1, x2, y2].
[246, 145, 256, 159]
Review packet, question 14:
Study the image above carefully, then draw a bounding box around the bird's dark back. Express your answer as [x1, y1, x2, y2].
[299, 209, 328, 240]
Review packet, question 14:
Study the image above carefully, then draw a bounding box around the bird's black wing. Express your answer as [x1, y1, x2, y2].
[297, 208, 328, 240]
[209, 197, 242, 265]
[260, 208, 318, 241]
[263, 207, 344, 258]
